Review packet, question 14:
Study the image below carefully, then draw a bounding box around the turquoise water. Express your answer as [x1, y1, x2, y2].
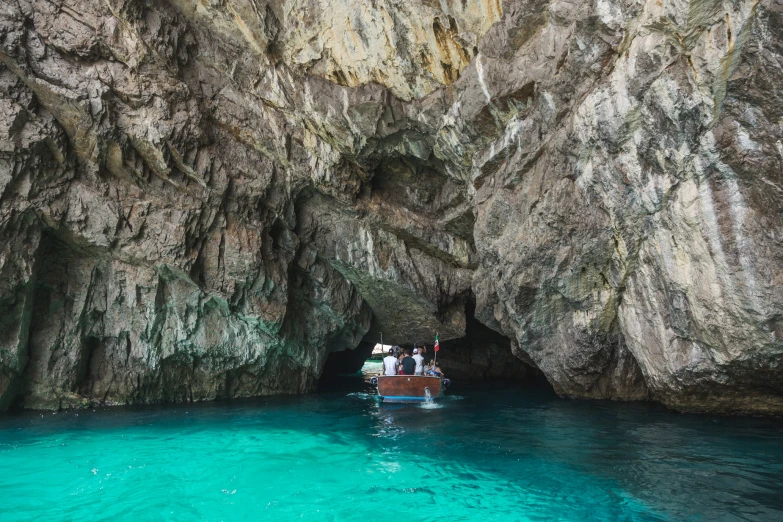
[2, 362, 783, 521]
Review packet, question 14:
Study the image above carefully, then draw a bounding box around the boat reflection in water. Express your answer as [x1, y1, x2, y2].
[370, 375, 450, 403]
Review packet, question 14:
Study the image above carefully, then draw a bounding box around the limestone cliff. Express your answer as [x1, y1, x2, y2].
[1, 0, 781, 413]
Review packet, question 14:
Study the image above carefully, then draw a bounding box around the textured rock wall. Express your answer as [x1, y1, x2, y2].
[1, 0, 782, 413]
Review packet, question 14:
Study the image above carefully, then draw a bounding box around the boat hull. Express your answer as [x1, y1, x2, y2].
[376, 375, 442, 403]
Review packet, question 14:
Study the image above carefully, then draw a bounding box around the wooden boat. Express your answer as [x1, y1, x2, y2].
[370, 375, 448, 403]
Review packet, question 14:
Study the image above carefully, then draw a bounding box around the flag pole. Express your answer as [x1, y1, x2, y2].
[434, 332, 438, 366]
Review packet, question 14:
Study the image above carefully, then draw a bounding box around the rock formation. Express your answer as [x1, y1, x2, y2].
[1, 0, 781, 413]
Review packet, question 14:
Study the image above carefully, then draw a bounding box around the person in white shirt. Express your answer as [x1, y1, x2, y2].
[412, 348, 425, 375]
[383, 347, 400, 376]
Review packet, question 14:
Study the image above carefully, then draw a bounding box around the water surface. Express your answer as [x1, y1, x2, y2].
[1, 361, 782, 521]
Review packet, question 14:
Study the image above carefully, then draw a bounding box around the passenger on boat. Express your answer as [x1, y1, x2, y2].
[397, 350, 405, 374]
[383, 347, 400, 376]
[426, 361, 444, 377]
[401, 349, 416, 375]
[412, 348, 425, 376]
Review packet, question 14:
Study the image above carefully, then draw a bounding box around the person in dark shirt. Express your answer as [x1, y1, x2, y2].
[401, 349, 416, 375]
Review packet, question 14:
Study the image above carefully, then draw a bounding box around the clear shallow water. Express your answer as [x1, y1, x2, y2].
[1, 362, 782, 521]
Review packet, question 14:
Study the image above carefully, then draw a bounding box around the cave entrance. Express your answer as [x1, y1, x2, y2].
[435, 299, 541, 384]
[320, 341, 388, 380]
[317, 341, 380, 392]
[317, 298, 552, 393]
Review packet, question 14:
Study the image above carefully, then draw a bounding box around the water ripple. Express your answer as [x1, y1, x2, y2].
[1, 384, 782, 521]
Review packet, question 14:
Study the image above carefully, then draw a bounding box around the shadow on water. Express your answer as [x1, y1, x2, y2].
[1, 360, 783, 521]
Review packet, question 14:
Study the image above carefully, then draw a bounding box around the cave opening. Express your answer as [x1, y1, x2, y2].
[317, 297, 553, 394]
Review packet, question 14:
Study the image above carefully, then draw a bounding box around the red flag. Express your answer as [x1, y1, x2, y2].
[434, 333, 440, 352]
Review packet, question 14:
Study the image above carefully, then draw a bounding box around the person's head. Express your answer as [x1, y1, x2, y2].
[421, 346, 427, 354]
[404, 349, 411, 356]
[388, 347, 395, 355]
[413, 348, 418, 355]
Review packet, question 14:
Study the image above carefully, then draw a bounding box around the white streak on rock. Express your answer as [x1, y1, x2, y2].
[475, 55, 493, 104]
